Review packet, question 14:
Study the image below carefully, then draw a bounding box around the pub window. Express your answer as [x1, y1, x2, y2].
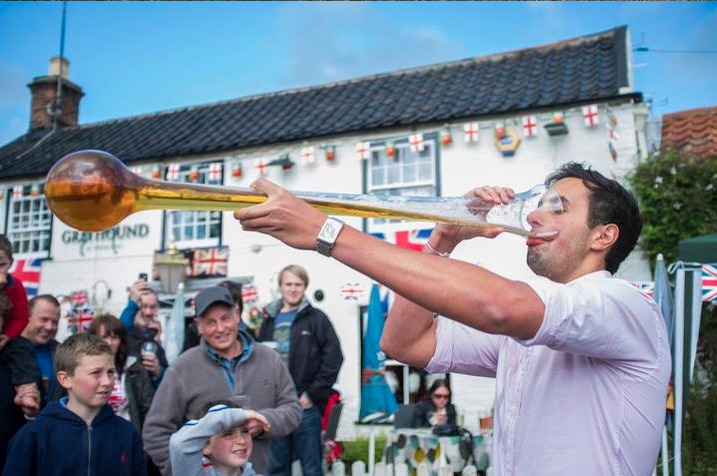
[6, 183, 52, 258]
[163, 161, 223, 249]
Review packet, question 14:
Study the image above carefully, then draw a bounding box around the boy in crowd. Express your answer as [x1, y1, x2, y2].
[170, 400, 269, 476]
[3, 333, 146, 476]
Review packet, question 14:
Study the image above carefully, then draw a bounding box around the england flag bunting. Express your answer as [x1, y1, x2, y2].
[522, 116, 538, 137]
[582, 104, 599, 127]
[463, 122, 479, 143]
[356, 142, 371, 160]
[166, 163, 181, 181]
[408, 133, 425, 153]
[301, 146, 316, 164]
[207, 163, 223, 182]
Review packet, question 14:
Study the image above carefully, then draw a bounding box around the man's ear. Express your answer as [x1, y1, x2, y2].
[590, 223, 619, 252]
[56, 371, 72, 390]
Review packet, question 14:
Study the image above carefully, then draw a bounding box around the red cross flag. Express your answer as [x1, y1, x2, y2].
[582, 105, 599, 127]
[12, 186, 23, 199]
[356, 142, 371, 160]
[167, 164, 181, 181]
[208, 163, 222, 182]
[341, 283, 365, 300]
[522, 116, 538, 137]
[409, 133, 425, 153]
[255, 159, 268, 176]
[301, 146, 315, 164]
[464, 122, 479, 143]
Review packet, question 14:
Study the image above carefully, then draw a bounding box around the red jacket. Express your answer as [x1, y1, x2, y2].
[2, 275, 29, 339]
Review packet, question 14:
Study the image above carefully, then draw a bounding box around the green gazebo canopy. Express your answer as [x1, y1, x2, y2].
[677, 233, 717, 263]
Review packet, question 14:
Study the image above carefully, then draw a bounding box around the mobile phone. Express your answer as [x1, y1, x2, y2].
[138, 273, 148, 282]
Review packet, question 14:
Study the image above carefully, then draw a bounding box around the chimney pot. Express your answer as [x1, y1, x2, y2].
[48, 56, 70, 80]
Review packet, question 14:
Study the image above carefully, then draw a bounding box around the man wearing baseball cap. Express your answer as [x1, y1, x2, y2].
[143, 286, 302, 475]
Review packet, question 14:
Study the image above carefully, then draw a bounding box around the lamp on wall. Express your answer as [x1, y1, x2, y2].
[155, 241, 189, 294]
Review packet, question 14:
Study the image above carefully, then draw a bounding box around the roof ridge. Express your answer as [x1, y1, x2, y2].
[664, 105, 717, 118]
[75, 25, 626, 132]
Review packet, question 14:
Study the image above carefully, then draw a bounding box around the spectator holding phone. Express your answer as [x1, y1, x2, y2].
[119, 276, 169, 387]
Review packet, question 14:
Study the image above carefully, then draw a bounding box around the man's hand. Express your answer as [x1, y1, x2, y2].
[14, 383, 40, 418]
[428, 186, 515, 254]
[299, 392, 314, 409]
[244, 410, 271, 434]
[234, 179, 327, 251]
[141, 353, 162, 377]
[129, 280, 152, 304]
[246, 412, 270, 437]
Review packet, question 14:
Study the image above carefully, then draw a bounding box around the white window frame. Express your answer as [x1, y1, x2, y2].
[6, 183, 52, 258]
[366, 136, 439, 231]
[164, 161, 223, 249]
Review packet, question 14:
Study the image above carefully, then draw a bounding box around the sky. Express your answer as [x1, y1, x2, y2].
[1, 2, 716, 146]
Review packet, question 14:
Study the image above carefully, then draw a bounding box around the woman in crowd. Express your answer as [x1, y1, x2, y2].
[412, 379, 457, 429]
[88, 314, 155, 432]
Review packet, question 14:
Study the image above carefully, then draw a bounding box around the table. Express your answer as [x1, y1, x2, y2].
[382, 428, 491, 474]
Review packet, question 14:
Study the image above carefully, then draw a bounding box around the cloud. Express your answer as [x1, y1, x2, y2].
[274, 3, 463, 88]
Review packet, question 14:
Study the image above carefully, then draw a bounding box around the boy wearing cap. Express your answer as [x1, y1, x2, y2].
[143, 286, 301, 475]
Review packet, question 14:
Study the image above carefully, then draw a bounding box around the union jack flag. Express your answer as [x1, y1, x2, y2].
[702, 264, 717, 303]
[241, 283, 258, 305]
[8, 258, 43, 298]
[65, 289, 96, 333]
[631, 281, 654, 299]
[67, 307, 95, 332]
[189, 246, 229, 278]
[370, 228, 433, 252]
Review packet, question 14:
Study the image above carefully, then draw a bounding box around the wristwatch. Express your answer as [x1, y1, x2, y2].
[316, 217, 344, 257]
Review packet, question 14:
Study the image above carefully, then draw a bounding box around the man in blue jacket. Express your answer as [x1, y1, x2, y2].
[258, 265, 343, 476]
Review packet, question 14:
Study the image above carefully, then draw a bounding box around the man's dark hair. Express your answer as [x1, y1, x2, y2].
[545, 162, 642, 274]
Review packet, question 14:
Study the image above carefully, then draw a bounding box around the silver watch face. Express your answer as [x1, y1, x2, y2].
[319, 219, 340, 241]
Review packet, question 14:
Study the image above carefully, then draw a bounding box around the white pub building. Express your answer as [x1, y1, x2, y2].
[0, 26, 651, 439]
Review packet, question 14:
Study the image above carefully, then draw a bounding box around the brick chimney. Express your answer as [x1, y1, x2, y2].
[27, 56, 84, 130]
